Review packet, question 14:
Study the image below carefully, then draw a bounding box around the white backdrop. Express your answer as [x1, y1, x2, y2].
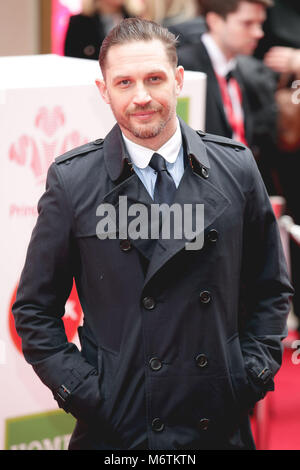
[0, 55, 206, 450]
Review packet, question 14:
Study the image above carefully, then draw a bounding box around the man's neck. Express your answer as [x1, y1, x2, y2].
[120, 117, 178, 151]
[97, 1, 121, 15]
[208, 33, 236, 62]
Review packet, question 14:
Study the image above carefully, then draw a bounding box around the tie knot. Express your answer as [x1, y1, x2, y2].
[225, 70, 235, 83]
[149, 153, 167, 172]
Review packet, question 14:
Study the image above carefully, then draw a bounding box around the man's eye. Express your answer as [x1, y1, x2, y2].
[149, 76, 161, 83]
[119, 80, 131, 86]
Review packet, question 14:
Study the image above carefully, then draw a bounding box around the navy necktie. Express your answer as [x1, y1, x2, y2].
[149, 153, 177, 205]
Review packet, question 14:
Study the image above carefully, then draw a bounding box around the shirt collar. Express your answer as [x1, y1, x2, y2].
[122, 118, 182, 169]
[201, 33, 237, 78]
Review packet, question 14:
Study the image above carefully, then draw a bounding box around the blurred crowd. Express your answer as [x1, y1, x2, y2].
[64, 0, 300, 334]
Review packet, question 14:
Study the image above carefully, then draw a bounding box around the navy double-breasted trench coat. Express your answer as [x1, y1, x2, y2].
[12, 118, 293, 450]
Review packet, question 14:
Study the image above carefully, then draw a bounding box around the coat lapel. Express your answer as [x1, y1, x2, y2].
[101, 174, 160, 261]
[143, 119, 231, 287]
[102, 124, 158, 260]
[199, 40, 232, 137]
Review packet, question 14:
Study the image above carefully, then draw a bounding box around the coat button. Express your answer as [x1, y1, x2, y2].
[120, 239, 132, 252]
[152, 418, 165, 432]
[201, 167, 209, 179]
[142, 296, 156, 310]
[149, 357, 162, 371]
[94, 138, 104, 145]
[195, 354, 208, 368]
[83, 44, 96, 56]
[199, 418, 210, 431]
[207, 229, 219, 243]
[199, 291, 211, 304]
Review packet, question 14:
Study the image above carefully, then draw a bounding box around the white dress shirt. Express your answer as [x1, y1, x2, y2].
[122, 119, 185, 200]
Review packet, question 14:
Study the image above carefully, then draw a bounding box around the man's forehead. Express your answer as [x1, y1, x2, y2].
[105, 40, 170, 69]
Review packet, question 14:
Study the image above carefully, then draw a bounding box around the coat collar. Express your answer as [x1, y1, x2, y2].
[103, 123, 130, 182]
[178, 116, 210, 170]
[198, 39, 235, 137]
[103, 116, 210, 183]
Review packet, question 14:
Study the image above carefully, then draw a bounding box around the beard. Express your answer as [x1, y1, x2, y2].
[125, 117, 168, 139]
[110, 101, 174, 140]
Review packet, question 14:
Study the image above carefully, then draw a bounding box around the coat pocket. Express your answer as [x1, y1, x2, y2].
[226, 334, 250, 408]
[98, 345, 120, 400]
[78, 327, 98, 370]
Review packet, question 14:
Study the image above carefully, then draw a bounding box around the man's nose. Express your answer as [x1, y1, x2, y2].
[133, 85, 152, 106]
[253, 24, 264, 39]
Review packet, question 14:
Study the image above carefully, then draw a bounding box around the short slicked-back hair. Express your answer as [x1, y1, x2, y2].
[198, 0, 273, 18]
[99, 18, 179, 75]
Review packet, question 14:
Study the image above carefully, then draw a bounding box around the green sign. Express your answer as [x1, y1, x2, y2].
[176, 97, 190, 124]
[5, 410, 76, 450]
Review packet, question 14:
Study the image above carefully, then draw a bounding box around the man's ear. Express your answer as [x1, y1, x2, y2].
[175, 66, 184, 97]
[206, 11, 224, 33]
[95, 78, 110, 104]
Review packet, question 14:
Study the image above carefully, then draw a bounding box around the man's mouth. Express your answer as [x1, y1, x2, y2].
[130, 110, 157, 120]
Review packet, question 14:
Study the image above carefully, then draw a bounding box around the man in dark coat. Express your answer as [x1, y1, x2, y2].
[12, 18, 293, 450]
[172, 0, 278, 193]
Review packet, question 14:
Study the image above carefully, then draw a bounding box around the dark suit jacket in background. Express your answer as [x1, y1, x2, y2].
[12, 118, 293, 450]
[64, 8, 130, 60]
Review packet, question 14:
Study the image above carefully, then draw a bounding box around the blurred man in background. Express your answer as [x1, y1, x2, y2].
[172, 0, 278, 193]
[64, 0, 131, 60]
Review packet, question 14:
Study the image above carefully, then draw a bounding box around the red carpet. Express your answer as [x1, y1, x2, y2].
[251, 333, 300, 450]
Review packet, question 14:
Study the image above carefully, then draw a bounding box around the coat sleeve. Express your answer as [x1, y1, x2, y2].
[64, 16, 77, 57]
[64, 16, 86, 59]
[12, 162, 104, 424]
[239, 149, 294, 404]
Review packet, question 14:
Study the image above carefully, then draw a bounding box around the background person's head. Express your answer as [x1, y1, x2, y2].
[96, 18, 184, 149]
[82, 0, 126, 16]
[141, 0, 196, 26]
[198, 0, 273, 58]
